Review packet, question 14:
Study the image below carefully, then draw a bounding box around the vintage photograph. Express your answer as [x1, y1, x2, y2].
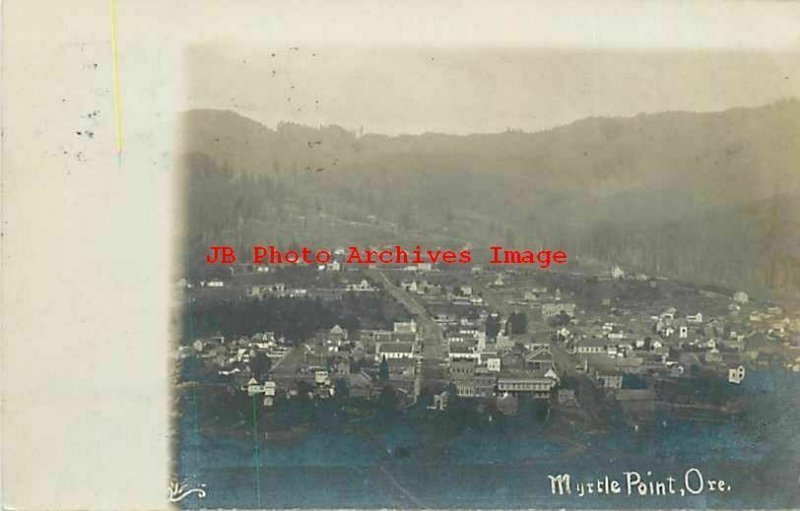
[170, 46, 800, 508]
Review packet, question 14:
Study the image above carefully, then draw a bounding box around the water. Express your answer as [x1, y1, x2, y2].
[176, 370, 800, 508]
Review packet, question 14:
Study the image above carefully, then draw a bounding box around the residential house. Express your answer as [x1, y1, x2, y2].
[431, 391, 449, 410]
[328, 356, 350, 378]
[660, 307, 677, 321]
[401, 280, 421, 293]
[394, 320, 417, 334]
[686, 312, 704, 324]
[728, 364, 746, 384]
[347, 279, 375, 292]
[676, 318, 689, 339]
[557, 388, 578, 406]
[486, 357, 502, 372]
[595, 371, 623, 390]
[314, 369, 331, 386]
[733, 291, 749, 304]
[287, 288, 308, 298]
[496, 332, 514, 349]
[245, 378, 276, 397]
[542, 302, 576, 318]
[330, 324, 348, 344]
[525, 347, 555, 371]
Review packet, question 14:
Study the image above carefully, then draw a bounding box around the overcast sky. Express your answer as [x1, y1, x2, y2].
[187, 46, 800, 135]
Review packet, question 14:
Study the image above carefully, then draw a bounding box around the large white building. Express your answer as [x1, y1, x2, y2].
[376, 342, 415, 362]
[393, 320, 417, 334]
[496, 369, 559, 399]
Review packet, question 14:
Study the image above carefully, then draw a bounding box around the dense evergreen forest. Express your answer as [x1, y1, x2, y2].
[178, 100, 800, 298]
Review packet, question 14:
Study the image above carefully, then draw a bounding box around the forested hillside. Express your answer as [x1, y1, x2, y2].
[177, 100, 800, 298]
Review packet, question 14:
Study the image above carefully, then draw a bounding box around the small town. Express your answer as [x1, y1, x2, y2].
[174, 249, 800, 441]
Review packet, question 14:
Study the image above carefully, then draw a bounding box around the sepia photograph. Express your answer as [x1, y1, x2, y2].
[4, 2, 800, 510]
[171, 45, 800, 508]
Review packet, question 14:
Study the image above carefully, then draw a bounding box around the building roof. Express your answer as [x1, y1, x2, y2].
[577, 339, 608, 348]
[499, 369, 557, 381]
[449, 344, 477, 354]
[378, 342, 414, 353]
[526, 348, 553, 361]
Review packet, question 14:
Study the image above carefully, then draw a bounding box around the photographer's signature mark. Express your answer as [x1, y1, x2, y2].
[168, 481, 207, 502]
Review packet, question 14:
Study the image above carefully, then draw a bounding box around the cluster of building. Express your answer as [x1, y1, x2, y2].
[561, 301, 800, 389]
[178, 260, 800, 419]
[181, 331, 290, 369]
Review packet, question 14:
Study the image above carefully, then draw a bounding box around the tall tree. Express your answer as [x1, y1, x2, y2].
[379, 355, 389, 381]
[485, 313, 501, 339]
[250, 352, 271, 380]
[508, 312, 528, 335]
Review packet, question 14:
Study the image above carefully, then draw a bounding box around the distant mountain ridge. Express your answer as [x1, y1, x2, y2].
[179, 100, 800, 298]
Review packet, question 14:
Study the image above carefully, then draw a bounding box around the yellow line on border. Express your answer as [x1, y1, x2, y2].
[110, 0, 123, 159]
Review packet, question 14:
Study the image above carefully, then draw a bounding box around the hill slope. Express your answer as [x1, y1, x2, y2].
[178, 100, 800, 297]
